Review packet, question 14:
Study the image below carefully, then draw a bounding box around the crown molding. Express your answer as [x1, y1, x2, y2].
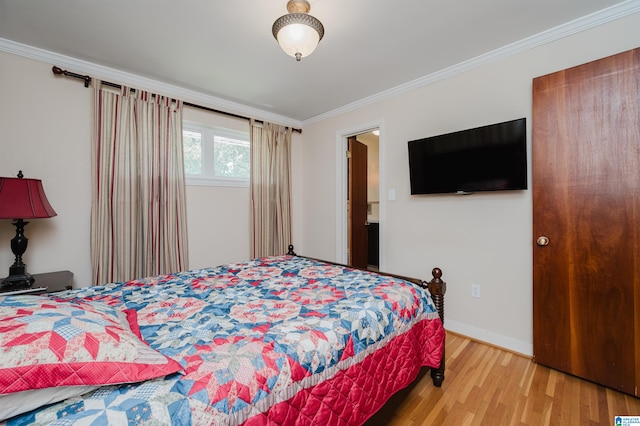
[302, 0, 640, 126]
[2, 0, 639, 129]
[0, 38, 304, 130]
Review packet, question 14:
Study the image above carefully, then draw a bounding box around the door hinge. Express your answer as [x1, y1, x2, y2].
[346, 150, 352, 158]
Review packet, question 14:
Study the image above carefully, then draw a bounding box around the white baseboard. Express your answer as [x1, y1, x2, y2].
[445, 320, 533, 357]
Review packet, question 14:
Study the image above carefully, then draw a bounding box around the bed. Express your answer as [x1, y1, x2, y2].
[0, 248, 445, 425]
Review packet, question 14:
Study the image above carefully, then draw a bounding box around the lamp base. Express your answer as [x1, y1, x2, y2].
[0, 218, 35, 292]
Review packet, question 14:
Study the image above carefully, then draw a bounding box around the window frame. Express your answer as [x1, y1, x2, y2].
[183, 121, 250, 188]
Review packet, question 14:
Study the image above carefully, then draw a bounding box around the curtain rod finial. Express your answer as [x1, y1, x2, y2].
[52, 65, 91, 87]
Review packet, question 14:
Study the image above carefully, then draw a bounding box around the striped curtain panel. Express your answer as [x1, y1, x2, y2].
[91, 83, 189, 284]
[250, 120, 292, 258]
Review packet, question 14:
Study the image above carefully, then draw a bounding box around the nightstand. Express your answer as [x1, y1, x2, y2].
[32, 270, 74, 293]
[0, 271, 73, 296]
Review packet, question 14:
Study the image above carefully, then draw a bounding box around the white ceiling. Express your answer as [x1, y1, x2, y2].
[0, 0, 637, 124]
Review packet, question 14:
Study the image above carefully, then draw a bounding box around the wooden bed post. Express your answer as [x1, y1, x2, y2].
[426, 267, 446, 387]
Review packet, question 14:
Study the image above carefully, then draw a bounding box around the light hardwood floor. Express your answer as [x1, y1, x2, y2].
[367, 332, 640, 425]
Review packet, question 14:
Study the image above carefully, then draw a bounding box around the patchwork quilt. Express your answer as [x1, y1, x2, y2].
[2, 255, 444, 425]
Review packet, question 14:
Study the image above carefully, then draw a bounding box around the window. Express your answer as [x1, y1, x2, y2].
[183, 122, 250, 187]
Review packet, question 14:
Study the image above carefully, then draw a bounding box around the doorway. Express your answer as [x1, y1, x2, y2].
[337, 127, 380, 269]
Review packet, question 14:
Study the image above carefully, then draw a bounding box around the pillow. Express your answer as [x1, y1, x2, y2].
[0, 295, 183, 397]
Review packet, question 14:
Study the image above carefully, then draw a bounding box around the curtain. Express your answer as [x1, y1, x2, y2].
[250, 120, 292, 258]
[91, 82, 189, 284]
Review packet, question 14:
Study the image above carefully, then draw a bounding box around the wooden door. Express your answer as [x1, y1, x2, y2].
[532, 48, 640, 395]
[349, 137, 368, 269]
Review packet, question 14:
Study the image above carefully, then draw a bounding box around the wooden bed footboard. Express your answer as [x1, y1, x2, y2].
[426, 267, 446, 387]
[286, 244, 446, 387]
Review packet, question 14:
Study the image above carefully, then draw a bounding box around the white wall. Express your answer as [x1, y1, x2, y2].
[297, 12, 640, 355]
[0, 53, 92, 286]
[0, 52, 303, 287]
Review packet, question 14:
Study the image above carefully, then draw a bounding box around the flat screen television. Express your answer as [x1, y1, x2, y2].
[408, 118, 527, 195]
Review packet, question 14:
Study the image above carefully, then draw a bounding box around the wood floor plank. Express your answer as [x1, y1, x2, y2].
[366, 332, 640, 425]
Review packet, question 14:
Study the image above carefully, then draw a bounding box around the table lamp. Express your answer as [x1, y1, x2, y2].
[0, 171, 57, 291]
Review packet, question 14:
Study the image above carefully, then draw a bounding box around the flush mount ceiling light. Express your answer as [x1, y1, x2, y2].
[272, 0, 324, 61]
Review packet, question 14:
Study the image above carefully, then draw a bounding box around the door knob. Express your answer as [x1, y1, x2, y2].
[536, 236, 549, 246]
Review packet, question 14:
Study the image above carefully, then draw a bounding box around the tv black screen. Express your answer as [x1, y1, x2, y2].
[408, 118, 527, 195]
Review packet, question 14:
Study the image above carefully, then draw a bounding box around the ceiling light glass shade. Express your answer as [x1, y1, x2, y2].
[272, 1, 324, 61]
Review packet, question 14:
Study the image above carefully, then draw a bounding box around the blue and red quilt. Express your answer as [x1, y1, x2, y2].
[2, 255, 444, 425]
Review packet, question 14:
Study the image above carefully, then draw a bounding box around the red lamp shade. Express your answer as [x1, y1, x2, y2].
[0, 177, 57, 219]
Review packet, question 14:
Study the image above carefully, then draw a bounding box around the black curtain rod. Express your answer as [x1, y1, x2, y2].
[51, 66, 301, 133]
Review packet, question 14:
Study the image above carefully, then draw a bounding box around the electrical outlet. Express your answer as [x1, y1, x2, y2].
[471, 284, 481, 298]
